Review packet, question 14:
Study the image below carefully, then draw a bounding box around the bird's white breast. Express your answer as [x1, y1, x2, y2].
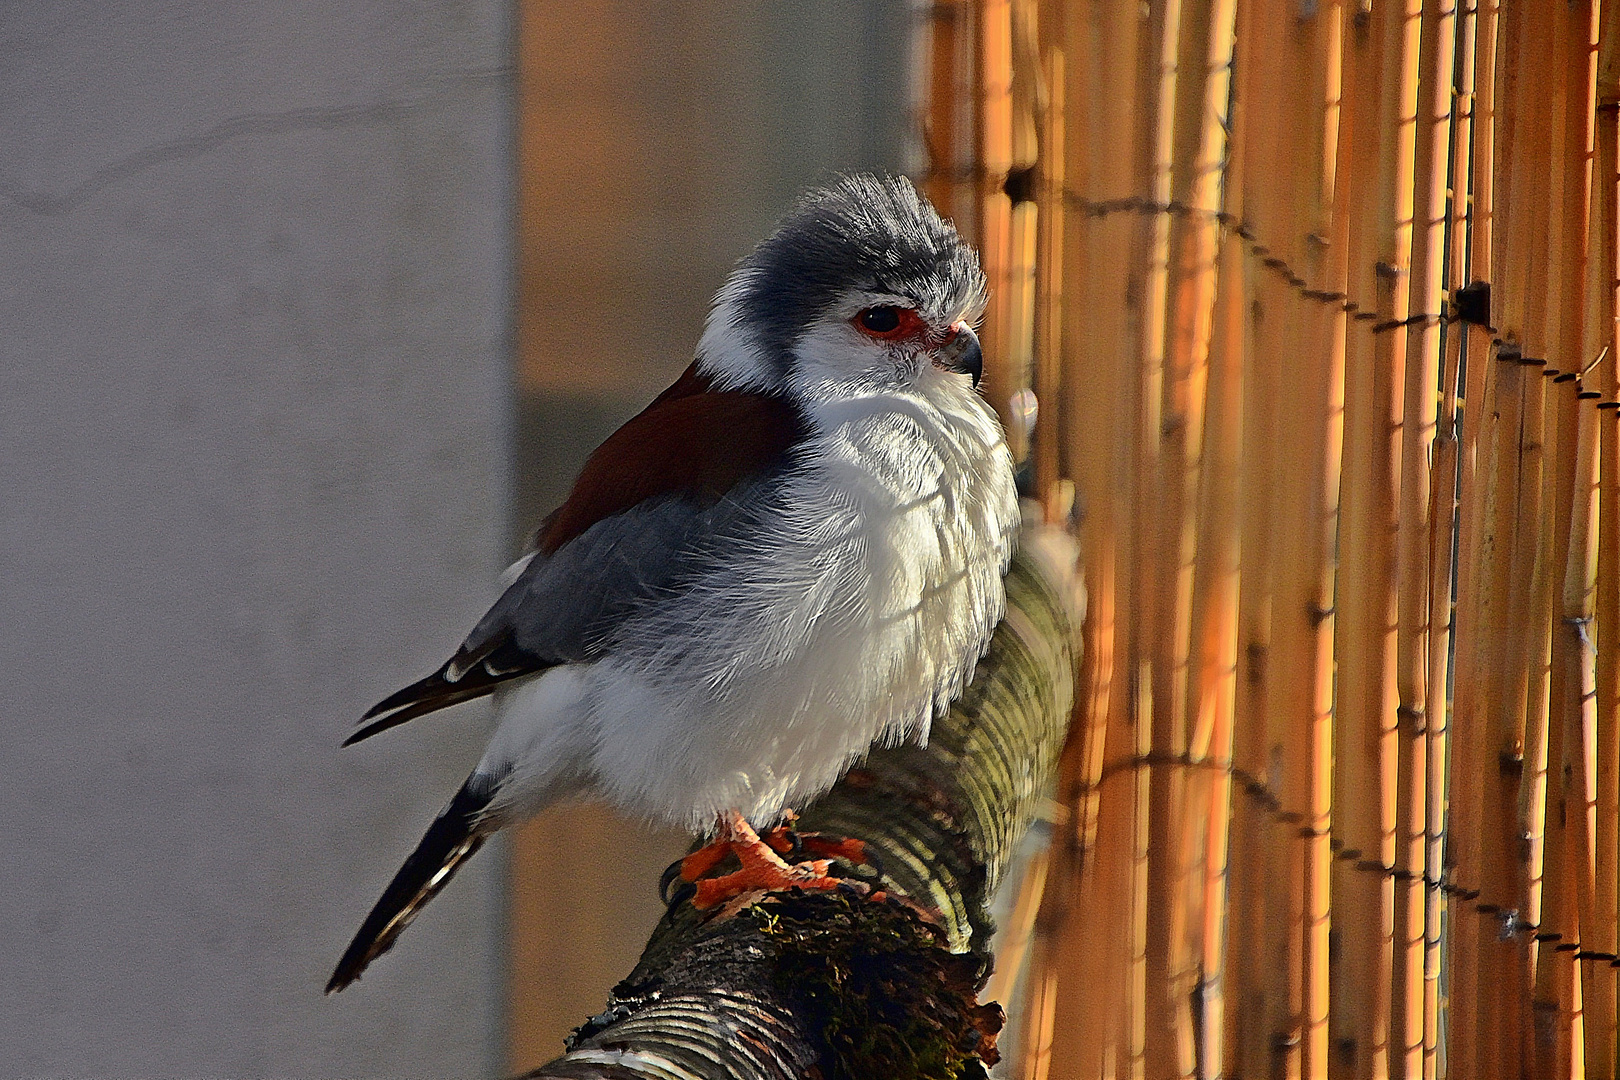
[583, 378, 1019, 830]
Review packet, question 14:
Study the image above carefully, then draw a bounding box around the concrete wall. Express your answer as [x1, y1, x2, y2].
[0, 5, 512, 1076]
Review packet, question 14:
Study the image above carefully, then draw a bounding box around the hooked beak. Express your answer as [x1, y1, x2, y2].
[936, 323, 983, 388]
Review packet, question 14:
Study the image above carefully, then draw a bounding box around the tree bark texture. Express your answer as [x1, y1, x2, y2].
[519, 536, 1081, 1080]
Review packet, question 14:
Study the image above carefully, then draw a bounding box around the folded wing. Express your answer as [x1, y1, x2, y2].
[343, 363, 808, 745]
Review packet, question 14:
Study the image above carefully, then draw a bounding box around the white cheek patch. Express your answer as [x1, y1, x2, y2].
[788, 318, 918, 396]
[695, 279, 777, 392]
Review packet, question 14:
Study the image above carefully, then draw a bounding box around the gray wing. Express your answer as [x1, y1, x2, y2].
[345, 492, 755, 744]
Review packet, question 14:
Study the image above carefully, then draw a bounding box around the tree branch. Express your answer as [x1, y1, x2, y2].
[520, 534, 1081, 1080]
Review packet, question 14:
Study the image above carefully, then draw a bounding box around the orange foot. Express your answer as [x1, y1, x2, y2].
[755, 811, 874, 869]
[676, 809, 847, 910]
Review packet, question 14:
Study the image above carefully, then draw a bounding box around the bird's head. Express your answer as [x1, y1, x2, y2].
[697, 174, 988, 402]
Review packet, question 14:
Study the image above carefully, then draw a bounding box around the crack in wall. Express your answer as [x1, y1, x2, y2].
[0, 67, 510, 218]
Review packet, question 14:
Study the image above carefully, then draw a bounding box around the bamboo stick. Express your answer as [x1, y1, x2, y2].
[1523, 368, 1555, 942]
[1390, 2, 1446, 1074]
[1422, 4, 1478, 1073]
[1328, 0, 1398, 1070]
[1489, 0, 1524, 341]
[1032, 40, 1064, 508]
[1478, 1, 1559, 1071]
[1586, 5, 1620, 1073]
[1443, 0, 1500, 1071]
[1597, 393, 1620, 1080]
[1533, 372, 1579, 1077]
[1141, 0, 1196, 1069]
[1228, 2, 1313, 1074]
[1257, 5, 1340, 1073]
[1423, 319, 1460, 1080]
[1512, 357, 1553, 1080]
[978, 0, 1018, 453]
[1219, 0, 1295, 1072]
[1551, 2, 1603, 1071]
[1571, 388, 1603, 1076]
[1446, 332, 1498, 1080]
[1523, 0, 1569, 1062]
[1191, 204, 1246, 1079]
[1476, 338, 1530, 1080]
[1172, 0, 1240, 1071]
[921, 0, 971, 224]
[1004, 0, 1041, 464]
[1008, 192, 1039, 442]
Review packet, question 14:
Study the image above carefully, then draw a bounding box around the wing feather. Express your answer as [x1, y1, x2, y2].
[535, 363, 804, 555]
[343, 363, 806, 743]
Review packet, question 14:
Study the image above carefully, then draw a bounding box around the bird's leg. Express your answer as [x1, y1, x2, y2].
[677, 809, 845, 910]
[757, 812, 877, 871]
[795, 834, 873, 866]
[675, 822, 739, 883]
[663, 810, 879, 909]
[659, 813, 746, 903]
[676, 809, 797, 883]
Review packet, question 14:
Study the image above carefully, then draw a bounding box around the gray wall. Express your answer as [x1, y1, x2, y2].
[1, 5, 512, 1076]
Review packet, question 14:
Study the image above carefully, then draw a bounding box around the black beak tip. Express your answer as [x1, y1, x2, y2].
[944, 326, 984, 388]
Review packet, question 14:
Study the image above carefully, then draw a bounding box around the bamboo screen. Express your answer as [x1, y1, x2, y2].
[917, 0, 1620, 1077]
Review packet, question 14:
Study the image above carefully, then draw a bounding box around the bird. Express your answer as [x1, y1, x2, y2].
[326, 173, 1020, 993]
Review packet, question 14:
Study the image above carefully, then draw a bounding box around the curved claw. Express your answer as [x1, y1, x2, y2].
[658, 858, 687, 905]
[663, 877, 697, 909]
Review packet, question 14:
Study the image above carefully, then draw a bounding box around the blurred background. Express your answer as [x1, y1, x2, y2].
[1, 2, 917, 1075]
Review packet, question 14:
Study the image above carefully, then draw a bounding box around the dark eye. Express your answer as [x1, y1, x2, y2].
[856, 306, 904, 335]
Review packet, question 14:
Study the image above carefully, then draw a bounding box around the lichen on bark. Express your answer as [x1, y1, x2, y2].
[520, 537, 1080, 1080]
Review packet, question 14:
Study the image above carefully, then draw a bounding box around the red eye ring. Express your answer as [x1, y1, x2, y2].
[854, 305, 924, 341]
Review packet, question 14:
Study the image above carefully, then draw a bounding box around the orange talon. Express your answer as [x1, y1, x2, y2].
[798, 835, 869, 865]
[692, 856, 842, 909]
[677, 839, 735, 883]
[685, 810, 847, 910]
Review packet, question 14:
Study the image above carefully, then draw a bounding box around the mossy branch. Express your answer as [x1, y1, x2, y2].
[519, 536, 1081, 1080]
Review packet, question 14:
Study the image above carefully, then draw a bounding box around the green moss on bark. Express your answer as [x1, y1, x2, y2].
[751, 891, 1004, 1080]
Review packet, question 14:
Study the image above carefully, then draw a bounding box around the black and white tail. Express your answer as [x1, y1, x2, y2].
[326, 773, 496, 993]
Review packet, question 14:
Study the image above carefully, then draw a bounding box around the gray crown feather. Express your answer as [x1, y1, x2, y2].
[730, 174, 987, 373]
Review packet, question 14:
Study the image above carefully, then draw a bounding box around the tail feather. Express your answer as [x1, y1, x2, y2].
[326, 774, 495, 993]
